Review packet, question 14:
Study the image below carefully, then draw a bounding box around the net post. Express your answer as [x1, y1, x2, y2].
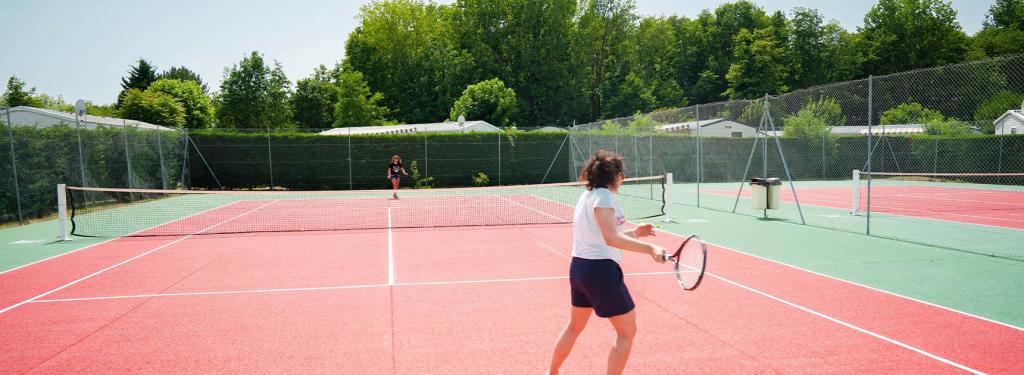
[57, 184, 69, 241]
[851, 169, 860, 214]
[661, 172, 676, 223]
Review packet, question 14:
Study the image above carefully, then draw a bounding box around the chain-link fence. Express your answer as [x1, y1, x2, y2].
[571, 53, 1024, 260]
[3, 54, 1022, 258]
[182, 128, 573, 191]
[0, 113, 187, 226]
[0, 121, 574, 228]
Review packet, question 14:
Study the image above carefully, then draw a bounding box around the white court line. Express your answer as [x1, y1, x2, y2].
[0, 200, 280, 315]
[0, 200, 245, 276]
[707, 271, 984, 375]
[700, 238, 1024, 333]
[496, 195, 568, 222]
[23, 263, 986, 373]
[31, 272, 674, 303]
[387, 207, 394, 285]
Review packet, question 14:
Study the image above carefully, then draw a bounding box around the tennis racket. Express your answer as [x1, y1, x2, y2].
[660, 234, 707, 290]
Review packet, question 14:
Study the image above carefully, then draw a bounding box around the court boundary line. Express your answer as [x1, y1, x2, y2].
[528, 191, 1023, 332]
[24, 266, 987, 373]
[700, 238, 1024, 332]
[387, 207, 394, 285]
[698, 186, 1024, 231]
[27, 272, 671, 303]
[0, 200, 281, 315]
[495, 195, 569, 222]
[0, 200, 246, 276]
[706, 271, 984, 374]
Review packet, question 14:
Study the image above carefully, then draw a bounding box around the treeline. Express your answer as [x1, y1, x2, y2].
[3, 0, 1023, 129]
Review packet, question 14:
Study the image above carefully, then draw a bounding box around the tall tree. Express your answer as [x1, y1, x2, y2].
[217, 51, 293, 129]
[972, 0, 1024, 57]
[860, 0, 969, 75]
[333, 66, 391, 127]
[573, 0, 637, 120]
[449, 78, 519, 127]
[119, 89, 186, 127]
[704, 1, 771, 80]
[3, 76, 39, 108]
[787, 8, 829, 89]
[454, 0, 579, 126]
[984, 0, 1024, 30]
[725, 28, 788, 99]
[117, 59, 159, 107]
[147, 79, 215, 129]
[160, 66, 208, 92]
[344, 0, 473, 123]
[292, 65, 340, 129]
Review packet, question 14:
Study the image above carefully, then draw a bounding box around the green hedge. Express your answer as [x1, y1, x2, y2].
[3, 123, 1022, 227]
[185, 130, 573, 190]
[0, 124, 184, 224]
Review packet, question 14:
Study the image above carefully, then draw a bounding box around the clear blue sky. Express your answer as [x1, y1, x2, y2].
[0, 0, 993, 105]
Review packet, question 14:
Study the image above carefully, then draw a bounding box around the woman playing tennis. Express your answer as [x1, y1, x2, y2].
[387, 154, 408, 199]
[548, 150, 666, 375]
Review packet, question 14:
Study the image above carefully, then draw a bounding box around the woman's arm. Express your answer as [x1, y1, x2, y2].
[595, 207, 665, 262]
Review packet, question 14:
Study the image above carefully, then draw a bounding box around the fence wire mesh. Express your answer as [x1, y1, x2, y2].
[2, 54, 1023, 259]
[571, 54, 1024, 260]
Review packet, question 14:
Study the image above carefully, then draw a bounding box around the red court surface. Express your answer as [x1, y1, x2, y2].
[2, 221, 1022, 373]
[711, 185, 1024, 229]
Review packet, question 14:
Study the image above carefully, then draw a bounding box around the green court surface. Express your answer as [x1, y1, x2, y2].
[675, 181, 1024, 261]
[2, 186, 1022, 329]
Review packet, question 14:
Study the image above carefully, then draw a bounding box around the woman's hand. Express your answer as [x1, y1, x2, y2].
[650, 245, 667, 264]
[633, 223, 656, 238]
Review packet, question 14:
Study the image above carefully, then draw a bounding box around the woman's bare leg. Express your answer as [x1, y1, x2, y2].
[548, 306, 592, 374]
[606, 309, 637, 375]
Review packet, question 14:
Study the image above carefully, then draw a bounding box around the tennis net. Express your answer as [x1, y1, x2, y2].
[60, 175, 669, 238]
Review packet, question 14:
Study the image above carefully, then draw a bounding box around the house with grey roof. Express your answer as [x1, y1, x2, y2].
[993, 106, 1024, 135]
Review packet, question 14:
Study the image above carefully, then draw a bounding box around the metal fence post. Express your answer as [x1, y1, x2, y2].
[74, 112, 87, 186]
[266, 127, 274, 189]
[424, 131, 429, 178]
[180, 130, 189, 188]
[821, 131, 826, 180]
[866, 75, 874, 235]
[4, 108, 23, 224]
[157, 126, 167, 189]
[493, 132, 497, 185]
[933, 137, 938, 173]
[696, 104, 701, 207]
[347, 128, 353, 190]
[122, 120, 133, 189]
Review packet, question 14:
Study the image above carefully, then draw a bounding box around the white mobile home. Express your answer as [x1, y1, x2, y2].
[659, 118, 757, 138]
[319, 121, 500, 136]
[0, 106, 172, 131]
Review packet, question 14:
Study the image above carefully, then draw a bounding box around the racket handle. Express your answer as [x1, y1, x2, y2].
[660, 253, 671, 261]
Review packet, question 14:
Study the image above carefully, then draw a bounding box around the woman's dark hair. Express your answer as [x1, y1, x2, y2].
[579, 150, 624, 190]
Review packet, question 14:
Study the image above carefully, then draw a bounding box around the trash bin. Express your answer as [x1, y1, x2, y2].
[750, 177, 783, 210]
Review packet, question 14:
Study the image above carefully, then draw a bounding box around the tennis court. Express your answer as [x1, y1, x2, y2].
[1, 177, 1022, 374]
